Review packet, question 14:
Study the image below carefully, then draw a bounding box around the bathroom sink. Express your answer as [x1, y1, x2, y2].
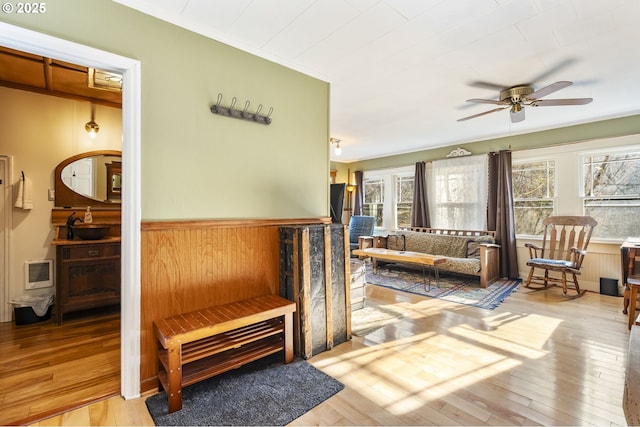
[73, 224, 110, 240]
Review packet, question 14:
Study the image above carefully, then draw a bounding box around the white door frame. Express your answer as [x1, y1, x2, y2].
[0, 156, 11, 323]
[0, 21, 142, 399]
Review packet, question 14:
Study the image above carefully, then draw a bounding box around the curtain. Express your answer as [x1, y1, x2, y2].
[429, 154, 488, 230]
[488, 150, 519, 279]
[411, 161, 430, 227]
[353, 170, 364, 216]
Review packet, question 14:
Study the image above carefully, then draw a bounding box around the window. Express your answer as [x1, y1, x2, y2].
[430, 155, 488, 230]
[395, 175, 414, 229]
[513, 160, 556, 235]
[363, 177, 384, 227]
[362, 166, 413, 231]
[512, 136, 640, 241]
[582, 152, 640, 239]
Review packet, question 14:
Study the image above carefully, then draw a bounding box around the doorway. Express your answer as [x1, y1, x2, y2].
[0, 22, 141, 399]
[0, 156, 10, 323]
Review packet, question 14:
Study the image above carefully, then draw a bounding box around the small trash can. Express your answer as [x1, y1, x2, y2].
[10, 294, 54, 325]
[600, 277, 619, 297]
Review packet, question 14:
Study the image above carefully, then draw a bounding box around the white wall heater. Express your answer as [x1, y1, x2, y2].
[24, 259, 53, 289]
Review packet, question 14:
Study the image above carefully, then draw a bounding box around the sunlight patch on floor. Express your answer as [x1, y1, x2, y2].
[312, 305, 567, 420]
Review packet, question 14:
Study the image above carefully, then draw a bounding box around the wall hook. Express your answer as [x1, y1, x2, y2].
[209, 93, 273, 125]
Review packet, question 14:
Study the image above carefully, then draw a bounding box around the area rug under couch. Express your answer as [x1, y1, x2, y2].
[366, 263, 520, 310]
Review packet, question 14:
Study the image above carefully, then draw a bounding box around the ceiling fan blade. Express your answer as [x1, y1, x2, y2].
[466, 98, 507, 105]
[457, 107, 507, 122]
[531, 98, 593, 106]
[510, 107, 525, 123]
[528, 81, 572, 100]
[468, 81, 509, 91]
[528, 58, 578, 84]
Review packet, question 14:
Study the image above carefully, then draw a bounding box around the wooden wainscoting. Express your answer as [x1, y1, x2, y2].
[140, 217, 329, 391]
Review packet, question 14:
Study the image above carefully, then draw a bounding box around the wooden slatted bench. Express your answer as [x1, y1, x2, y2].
[153, 294, 296, 413]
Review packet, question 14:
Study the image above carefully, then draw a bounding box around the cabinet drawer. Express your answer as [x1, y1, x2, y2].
[62, 243, 120, 260]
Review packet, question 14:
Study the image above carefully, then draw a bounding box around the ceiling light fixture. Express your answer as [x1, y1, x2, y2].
[330, 137, 342, 156]
[85, 104, 100, 139]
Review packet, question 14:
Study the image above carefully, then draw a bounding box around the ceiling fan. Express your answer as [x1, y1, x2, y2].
[457, 81, 593, 123]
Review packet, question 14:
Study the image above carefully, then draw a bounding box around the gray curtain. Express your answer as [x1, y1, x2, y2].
[488, 150, 518, 278]
[411, 161, 430, 227]
[353, 170, 364, 216]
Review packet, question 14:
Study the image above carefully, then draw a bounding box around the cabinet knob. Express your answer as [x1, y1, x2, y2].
[88, 250, 100, 257]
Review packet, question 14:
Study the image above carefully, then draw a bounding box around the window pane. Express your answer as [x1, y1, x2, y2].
[364, 178, 384, 203]
[583, 153, 640, 197]
[396, 203, 412, 228]
[396, 176, 414, 203]
[513, 161, 555, 198]
[585, 198, 640, 239]
[363, 178, 384, 227]
[514, 200, 555, 235]
[362, 204, 384, 227]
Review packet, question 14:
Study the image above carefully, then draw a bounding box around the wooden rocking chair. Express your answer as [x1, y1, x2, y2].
[524, 215, 598, 298]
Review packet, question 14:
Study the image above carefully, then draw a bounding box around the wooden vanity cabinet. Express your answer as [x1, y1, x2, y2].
[55, 241, 121, 325]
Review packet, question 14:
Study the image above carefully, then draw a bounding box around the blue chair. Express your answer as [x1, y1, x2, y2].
[348, 215, 375, 254]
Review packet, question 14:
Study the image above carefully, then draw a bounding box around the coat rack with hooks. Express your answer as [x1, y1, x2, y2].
[210, 93, 273, 125]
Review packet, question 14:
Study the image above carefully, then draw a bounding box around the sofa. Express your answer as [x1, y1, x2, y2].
[363, 227, 501, 288]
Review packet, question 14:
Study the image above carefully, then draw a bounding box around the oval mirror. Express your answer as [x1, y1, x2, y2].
[54, 150, 122, 207]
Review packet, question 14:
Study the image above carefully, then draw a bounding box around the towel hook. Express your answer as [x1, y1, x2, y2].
[216, 93, 223, 106]
[21, 171, 25, 181]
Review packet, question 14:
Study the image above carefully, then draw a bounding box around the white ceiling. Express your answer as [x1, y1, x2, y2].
[115, 0, 640, 162]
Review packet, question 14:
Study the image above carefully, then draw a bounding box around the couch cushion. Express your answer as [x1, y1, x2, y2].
[440, 257, 482, 275]
[397, 231, 473, 258]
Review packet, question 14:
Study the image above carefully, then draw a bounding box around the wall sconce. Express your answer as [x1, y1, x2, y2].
[330, 137, 341, 156]
[85, 104, 100, 139]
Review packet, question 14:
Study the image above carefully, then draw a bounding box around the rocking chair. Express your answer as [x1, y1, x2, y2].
[524, 215, 598, 298]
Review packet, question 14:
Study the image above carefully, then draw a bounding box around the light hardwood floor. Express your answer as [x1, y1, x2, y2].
[28, 283, 631, 426]
[0, 307, 121, 426]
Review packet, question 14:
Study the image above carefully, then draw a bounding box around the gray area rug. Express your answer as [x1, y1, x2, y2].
[145, 354, 344, 426]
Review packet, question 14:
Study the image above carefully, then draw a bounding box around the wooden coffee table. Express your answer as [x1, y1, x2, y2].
[352, 248, 447, 290]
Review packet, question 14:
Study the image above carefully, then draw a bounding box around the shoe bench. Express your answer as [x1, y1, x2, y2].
[153, 294, 296, 413]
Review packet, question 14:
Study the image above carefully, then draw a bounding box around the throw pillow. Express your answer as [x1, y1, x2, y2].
[466, 235, 495, 258]
[387, 234, 406, 251]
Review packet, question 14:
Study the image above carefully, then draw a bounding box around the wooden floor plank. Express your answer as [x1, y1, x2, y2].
[0, 308, 120, 426]
[3, 280, 631, 426]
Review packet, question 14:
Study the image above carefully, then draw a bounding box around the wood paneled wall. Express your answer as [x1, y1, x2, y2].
[139, 218, 329, 391]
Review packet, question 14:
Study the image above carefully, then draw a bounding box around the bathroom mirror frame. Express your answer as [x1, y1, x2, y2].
[54, 149, 122, 207]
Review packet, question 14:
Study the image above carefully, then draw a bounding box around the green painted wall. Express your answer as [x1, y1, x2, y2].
[332, 114, 640, 173]
[1, 1, 330, 220]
